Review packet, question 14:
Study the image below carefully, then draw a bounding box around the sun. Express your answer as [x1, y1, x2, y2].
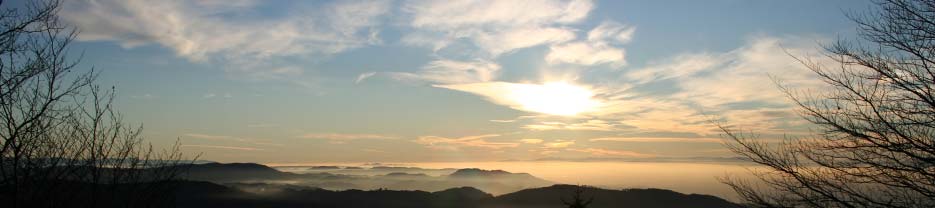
[508, 81, 601, 116]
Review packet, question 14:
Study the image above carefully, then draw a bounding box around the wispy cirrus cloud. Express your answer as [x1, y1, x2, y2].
[545, 21, 633, 67]
[183, 133, 282, 147]
[590, 137, 724, 143]
[402, 0, 592, 56]
[570, 148, 654, 158]
[62, 0, 391, 79]
[519, 139, 544, 144]
[415, 134, 519, 150]
[390, 59, 501, 84]
[300, 133, 397, 140]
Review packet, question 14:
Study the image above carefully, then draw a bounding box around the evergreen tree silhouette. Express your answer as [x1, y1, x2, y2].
[561, 186, 594, 208]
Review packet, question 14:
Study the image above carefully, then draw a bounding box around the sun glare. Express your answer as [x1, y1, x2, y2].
[509, 81, 601, 116]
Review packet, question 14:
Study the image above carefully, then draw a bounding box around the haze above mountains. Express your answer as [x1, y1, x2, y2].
[165, 162, 743, 208]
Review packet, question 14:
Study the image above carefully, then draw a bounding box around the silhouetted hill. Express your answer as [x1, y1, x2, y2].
[4, 179, 741, 207]
[433, 186, 493, 201]
[492, 184, 743, 208]
[165, 182, 742, 208]
[449, 168, 512, 177]
[176, 163, 552, 194]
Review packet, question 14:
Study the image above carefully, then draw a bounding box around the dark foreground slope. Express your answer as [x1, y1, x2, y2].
[170, 181, 743, 208]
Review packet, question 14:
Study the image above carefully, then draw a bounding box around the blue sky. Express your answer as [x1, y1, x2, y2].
[57, 0, 870, 163]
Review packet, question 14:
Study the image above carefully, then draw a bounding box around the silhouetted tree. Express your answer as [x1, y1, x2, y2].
[0, 0, 188, 207]
[561, 186, 593, 208]
[720, 0, 935, 207]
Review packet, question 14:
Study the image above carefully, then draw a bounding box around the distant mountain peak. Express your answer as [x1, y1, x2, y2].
[448, 168, 512, 177]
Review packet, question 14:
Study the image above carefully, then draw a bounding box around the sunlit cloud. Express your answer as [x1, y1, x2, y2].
[520, 139, 544, 144]
[546, 42, 626, 66]
[545, 21, 633, 67]
[415, 134, 519, 150]
[570, 148, 654, 158]
[523, 119, 626, 131]
[390, 59, 501, 84]
[585, 36, 830, 136]
[184, 133, 235, 140]
[587, 21, 636, 43]
[437, 81, 602, 116]
[300, 133, 397, 140]
[62, 0, 391, 79]
[590, 137, 724, 143]
[544, 140, 575, 148]
[402, 0, 592, 55]
[184, 133, 282, 147]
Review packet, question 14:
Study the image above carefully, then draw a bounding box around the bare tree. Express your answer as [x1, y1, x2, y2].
[561, 186, 593, 208]
[0, 0, 188, 207]
[720, 0, 935, 207]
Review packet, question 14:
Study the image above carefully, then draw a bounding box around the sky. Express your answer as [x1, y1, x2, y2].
[55, 0, 873, 163]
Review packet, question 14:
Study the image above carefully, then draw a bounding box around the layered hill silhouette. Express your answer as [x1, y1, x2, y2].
[169, 181, 742, 208]
[3, 162, 742, 207]
[178, 162, 552, 195]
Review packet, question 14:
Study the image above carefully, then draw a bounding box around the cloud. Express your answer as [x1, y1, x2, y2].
[590, 137, 724, 143]
[473, 26, 576, 56]
[183, 133, 282, 146]
[355, 72, 377, 84]
[402, 0, 593, 56]
[523, 119, 625, 131]
[570, 148, 654, 157]
[300, 133, 396, 140]
[577, 36, 832, 135]
[520, 139, 544, 144]
[415, 134, 519, 150]
[545, 21, 632, 67]
[181, 145, 264, 151]
[545, 42, 626, 66]
[587, 21, 635, 43]
[62, 0, 391, 79]
[436, 81, 603, 116]
[184, 133, 234, 140]
[391, 59, 501, 84]
[543, 140, 575, 148]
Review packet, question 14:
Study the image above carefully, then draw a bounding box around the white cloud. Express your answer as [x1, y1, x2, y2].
[436, 81, 603, 116]
[474, 26, 576, 56]
[415, 134, 518, 150]
[545, 42, 626, 66]
[587, 21, 635, 43]
[402, 0, 593, 56]
[391, 59, 501, 84]
[355, 72, 377, 84]
[545, 21, 632, 67]
[593, 36, 831, 135]
[62, 0, 391, 78]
